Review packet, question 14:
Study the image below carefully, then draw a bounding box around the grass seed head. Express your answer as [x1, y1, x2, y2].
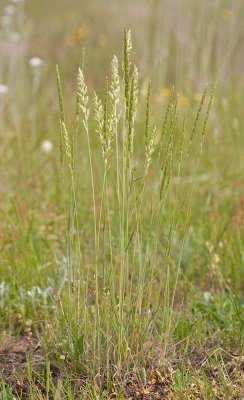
[61, 121, 73, 171]
[110, 55, 120, 106]
[127, 65, 138, 156]
[123, 28, 132, 119]
[77, 68, 89, 120]
[145, 126, 157, 172]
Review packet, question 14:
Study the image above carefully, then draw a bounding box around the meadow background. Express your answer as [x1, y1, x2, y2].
[0, 0, 243, 398]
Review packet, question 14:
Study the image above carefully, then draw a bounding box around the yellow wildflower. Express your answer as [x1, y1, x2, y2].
[178, 94, 189, 107]
[77, 25, 90, 41]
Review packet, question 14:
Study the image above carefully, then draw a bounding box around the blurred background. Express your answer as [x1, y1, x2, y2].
[0, 0, 243, 111]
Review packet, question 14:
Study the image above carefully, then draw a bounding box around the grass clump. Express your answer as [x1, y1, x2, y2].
[52, 29, 215, 381]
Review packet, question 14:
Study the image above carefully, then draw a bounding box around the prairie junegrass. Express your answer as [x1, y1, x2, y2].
[53, 30, 214, 378]
[0, 1, 243, 397]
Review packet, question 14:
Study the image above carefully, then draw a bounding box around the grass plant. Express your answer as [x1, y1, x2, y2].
[53, 29, 215, 380]
[0, 1, 243, 398]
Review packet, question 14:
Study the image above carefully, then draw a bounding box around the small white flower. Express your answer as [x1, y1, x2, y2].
[29, 57, 44, 68]
[0, 84, 9, 95]
[40, 140, 53, 154]
[204, 291, 212, 303]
